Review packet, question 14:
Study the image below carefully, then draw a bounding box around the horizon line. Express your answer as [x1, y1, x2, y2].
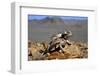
[28, 15, 88, 21]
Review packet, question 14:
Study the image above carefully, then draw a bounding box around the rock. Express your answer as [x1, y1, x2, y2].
[64, 44, 81, 58]
[28, 40, 88, 60]
[47, 52, 66, 60]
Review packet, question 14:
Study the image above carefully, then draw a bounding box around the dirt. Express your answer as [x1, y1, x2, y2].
[28, 40, 88, 61]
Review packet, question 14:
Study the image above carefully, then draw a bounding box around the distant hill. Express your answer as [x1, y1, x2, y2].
[28, 16, 88, 43]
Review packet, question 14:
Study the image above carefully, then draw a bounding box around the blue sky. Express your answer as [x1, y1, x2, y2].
[28, 15, 88, 20]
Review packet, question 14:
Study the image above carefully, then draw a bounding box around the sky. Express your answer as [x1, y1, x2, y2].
[28, 15, 88, 21]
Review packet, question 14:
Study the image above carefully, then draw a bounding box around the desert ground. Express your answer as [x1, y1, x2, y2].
[28, 40, 88, 61]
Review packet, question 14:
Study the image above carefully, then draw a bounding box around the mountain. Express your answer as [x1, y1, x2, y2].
[28, 16, 65, 26]
[40, 16, 65, 24]
[28, 16, 88, 43]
